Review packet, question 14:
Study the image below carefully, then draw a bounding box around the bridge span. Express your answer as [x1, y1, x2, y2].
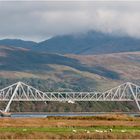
[0, 81, 140, 113]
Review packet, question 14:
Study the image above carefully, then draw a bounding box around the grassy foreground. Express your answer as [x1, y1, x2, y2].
[0, 114, 140, 139]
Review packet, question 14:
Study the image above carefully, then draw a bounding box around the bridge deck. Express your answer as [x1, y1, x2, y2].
[0, 81, 139, 112]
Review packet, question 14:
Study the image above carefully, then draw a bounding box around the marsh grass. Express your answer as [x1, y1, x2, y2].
[47, 114, 136, 121]
[0, 115, 140, 139]
[0, 126, 140, 133]
[0, 131, 140, 139]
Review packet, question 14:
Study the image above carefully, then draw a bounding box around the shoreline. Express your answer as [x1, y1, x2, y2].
[11, 111, 140, 114]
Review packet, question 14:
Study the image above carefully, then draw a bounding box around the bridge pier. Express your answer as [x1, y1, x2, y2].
[128, 83, 140, 111]
[4, 82, 21, 112]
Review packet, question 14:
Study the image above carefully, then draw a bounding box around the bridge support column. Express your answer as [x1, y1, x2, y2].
[128, 83, 140, 111]
[4, 82, 20, 112]
[134, 98, 140, 111]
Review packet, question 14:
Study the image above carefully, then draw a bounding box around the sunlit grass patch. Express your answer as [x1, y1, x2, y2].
[0, 126, 140, 133]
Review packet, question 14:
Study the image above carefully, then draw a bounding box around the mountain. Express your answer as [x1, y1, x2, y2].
[0, 39, 37, 49]
[0, 32, 140, 112]
[1, 31, 140, 55]
[34, 31, 140, 54]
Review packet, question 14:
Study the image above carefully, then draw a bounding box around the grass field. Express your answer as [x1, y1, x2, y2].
[0, 114, 140, 139]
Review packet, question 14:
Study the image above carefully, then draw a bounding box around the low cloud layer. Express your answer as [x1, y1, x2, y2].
[0, 1, 140, 41]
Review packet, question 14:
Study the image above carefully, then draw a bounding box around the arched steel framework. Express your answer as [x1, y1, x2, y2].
[0, 82, 139, 112]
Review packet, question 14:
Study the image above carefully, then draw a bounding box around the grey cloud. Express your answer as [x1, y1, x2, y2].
[0, 1, 140, 41]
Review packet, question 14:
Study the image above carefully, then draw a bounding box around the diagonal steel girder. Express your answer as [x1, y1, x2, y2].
[0, 81, 139, 112]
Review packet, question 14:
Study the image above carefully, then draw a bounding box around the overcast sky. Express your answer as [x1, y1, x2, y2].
[0, 1, 140, 41]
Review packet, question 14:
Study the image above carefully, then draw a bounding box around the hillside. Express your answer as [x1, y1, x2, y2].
[0, 45, 139, 112]
[34, 31, 140, 54]
[0, 45, 139, 90]
[1, 31, 140, 55]
[0, 45, 120, 90]
[0, 39, 37, 49]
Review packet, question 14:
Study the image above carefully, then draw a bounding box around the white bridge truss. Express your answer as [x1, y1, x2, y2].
[0, 81, 140, 112]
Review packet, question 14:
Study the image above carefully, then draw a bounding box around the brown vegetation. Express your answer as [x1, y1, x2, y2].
[0, 132, 140, 139]
[0, 115, 140, 139]
[0, 115, 139, 128]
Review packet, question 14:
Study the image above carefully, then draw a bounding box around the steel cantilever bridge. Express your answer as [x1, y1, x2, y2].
[0, 81, 140, 113]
